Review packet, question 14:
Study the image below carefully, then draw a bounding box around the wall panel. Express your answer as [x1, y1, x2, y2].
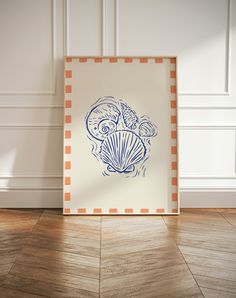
[0, 0, 235, 207]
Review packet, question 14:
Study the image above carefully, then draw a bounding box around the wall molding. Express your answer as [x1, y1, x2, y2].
[179, 125, 236, 129]
[115, 0, 231, 96]
[179, 106, 236, 110]
[0, 173, 62, 178]
[180, 191, 236, 208]
[0, 0, 57, 96]
[181, 176, 236, 179]
[0, 125, 63, 129]
[0, 105, 63, 109]
[102, 0, 108, 55]
[179, 0, 231, 96]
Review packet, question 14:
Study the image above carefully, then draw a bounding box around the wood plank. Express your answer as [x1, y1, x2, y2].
[201, 287, 236, 298]
[9, 263, 99, 294]
[4, 275, 98, 298]
[101, 263, 202, 298]
[0, 287, 44, 298]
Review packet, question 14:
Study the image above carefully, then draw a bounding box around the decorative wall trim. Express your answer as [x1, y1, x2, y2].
[64, 0, 68, 55]
[115, 0, 231, 96]
[180, 191, 236, 208]
[179, 125, 236, 129]
[0, 190, 63, 208]
[181, 176, 236, 179]
[181, 187, 236, 191]
[0, 0, 57, 95]
[179, 0, 231, 96]
[102, 0, 108, 55]
[179, 106, 236, 110]
[0, 174, 62, 178]
[0, 105, 63, 109]
[0, 125, 63, 129]
[0, 187, 62, 190]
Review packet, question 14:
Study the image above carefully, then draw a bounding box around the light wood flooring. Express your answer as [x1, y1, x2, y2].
[0, 208, 236, 297]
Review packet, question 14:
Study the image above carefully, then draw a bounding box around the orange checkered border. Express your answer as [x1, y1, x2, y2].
[63, 57, 179, 215]
[64, 59, 72, 209]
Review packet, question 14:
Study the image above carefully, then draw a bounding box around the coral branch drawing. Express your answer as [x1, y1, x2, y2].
[85, 97, 157, 177]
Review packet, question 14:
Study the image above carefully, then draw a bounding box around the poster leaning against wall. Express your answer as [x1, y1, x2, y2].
[64, 56, 179, 215]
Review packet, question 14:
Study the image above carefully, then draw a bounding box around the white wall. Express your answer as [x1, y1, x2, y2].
[0, 0, 235, 207]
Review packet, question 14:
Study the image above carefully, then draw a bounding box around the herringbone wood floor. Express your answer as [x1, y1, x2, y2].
[0, 209, 236, 297]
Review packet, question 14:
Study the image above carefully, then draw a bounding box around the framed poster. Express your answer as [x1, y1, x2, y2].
[64, 57, 179, 215]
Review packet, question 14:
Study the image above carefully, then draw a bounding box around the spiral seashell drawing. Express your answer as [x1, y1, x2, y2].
[85, 97, 157, 177]
[100, 130, 146, 173]
[86, 103, 120, 141]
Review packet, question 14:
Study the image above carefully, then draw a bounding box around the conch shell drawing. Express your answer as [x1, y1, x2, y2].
[121, 103, 138, 130]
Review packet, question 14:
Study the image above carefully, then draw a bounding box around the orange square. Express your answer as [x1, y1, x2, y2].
[171, 146, 177, 154]
[64, 208, 71, 213]
[65, 100, 72, 108]
[141, 208, 149, 213]
[93, 208, 102, 213]
[64, 192, 71, 201]
[65, 115, 71, 123]
[156, 209, 165, 213]
[172, 177, 177, 185]
[172, 193, 177, 201]
[125, 208, 133, 213]
[65, 70, 72, 78]
[155, 58, 163, 63]
[94, 57, 102, 63]
[171, 161, 177, 170]
[65, 57, 72, 62]
[109, 57, 118, 63]
[109, 208, 117, 213]
[171, 115, 176, 123]
[171, 100, 176, 108]
[170, 58, 176, 64]
[65, 85, 72, 93]
[170, 71, 176, 78]
[65, 146, 71, 154]
[170, 85, 176, 94]
[140, 58, 148, 63]
[171, 130, 177, 139]
[79, 57, 87, 63]
[65, 161, 71, 170]
[65, 177, 71, 185]
[172, 208, 178, 213]
[124, 57, 133, 63]
[78, 208, 86, 213]
[65, 130, 71, 139]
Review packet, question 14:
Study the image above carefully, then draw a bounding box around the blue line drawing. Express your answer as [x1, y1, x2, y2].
[139, 120, 157, 137]
[100, 130, 146, 173]
[86, 103, 120, 141]
[85, 97, 157, 177]
[120, 103, 139, 130]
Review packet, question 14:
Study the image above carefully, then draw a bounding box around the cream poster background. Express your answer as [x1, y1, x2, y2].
[64, 57, 178, 214]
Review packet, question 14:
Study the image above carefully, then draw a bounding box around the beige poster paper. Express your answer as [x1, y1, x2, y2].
[64, 57, 178, 215]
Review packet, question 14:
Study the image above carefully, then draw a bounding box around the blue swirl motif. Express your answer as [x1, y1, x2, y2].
[85, 96, 157, 177]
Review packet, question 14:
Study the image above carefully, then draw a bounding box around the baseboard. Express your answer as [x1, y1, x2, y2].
[0, 190, 62, 208]
[180, 190, 236, 208]
[0, 190, 235, 208]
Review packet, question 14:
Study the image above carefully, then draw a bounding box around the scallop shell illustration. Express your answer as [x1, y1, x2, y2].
[139, 121, 157, 137]
[121, 103, 139, 130]
[86, 103, 120, 141]
[100, 130, 146, 173]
